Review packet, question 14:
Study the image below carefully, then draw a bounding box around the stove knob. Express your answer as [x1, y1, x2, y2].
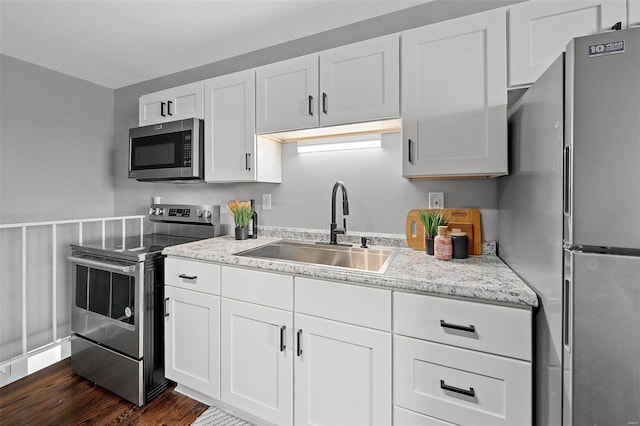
[203, 210, 212, 218]
[157, 208, 164, 215]
[148, 207, 155, 215]
[196, 210, 203, 218]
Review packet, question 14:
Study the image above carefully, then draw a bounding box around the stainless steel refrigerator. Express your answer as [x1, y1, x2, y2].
[498, 27, 640, 426]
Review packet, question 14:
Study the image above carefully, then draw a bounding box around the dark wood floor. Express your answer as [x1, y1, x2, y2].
[0, 358, 209, 425]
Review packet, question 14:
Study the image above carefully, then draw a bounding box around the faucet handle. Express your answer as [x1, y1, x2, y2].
[343, 218, 347, 233]
[360, 237, 369, 249]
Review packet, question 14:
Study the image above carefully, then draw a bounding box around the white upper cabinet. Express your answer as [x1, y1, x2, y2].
[204, 70, 281, 183]
[139, 81, 204, 126]
[256, 35, 400, 134]
[508, 0, 628, 87]
[318, 35, 400, 127]
[402, 9, 508, 178]
[630, 0, 640, 27]
[256, 55, 319, 134]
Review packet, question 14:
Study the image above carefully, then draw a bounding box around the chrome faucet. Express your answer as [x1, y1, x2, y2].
[330, 180, 350, 245]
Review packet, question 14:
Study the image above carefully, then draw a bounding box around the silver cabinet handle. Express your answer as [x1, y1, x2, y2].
[164, 297, 170, 317]
[178, 274, 197, 280]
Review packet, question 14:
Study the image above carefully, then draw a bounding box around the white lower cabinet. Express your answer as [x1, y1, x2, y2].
[394, 335, 531, 426]
[166, 261, 532, 426]
[164, 286, 220, 399]
[220, 298, 293, 425]
[294, 313, 392, 426]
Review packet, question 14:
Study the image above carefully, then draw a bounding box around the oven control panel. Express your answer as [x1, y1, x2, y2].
[148, 203, 221, 227]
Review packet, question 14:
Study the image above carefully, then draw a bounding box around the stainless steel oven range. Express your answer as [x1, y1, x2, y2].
[68, 203, 223, 405]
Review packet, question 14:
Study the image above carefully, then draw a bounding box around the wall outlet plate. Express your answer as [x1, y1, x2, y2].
[262, 194, 272, 210]
[428, 192, 444, 209]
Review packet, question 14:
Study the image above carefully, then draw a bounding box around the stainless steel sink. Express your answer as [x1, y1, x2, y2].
[234, 240, 396, 273]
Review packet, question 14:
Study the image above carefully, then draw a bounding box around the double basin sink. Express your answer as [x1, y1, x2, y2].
[235, 240, 396, 274]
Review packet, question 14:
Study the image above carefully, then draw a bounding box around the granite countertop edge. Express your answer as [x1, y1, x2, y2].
[163, 228, 538, 308]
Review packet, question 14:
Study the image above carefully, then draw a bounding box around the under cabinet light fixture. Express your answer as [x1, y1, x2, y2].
[296, 133, 382, 153]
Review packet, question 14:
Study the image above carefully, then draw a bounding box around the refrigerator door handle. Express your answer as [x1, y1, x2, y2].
[563, 277, 571, 351]
[563, 250, 573, 353]
[563, 145, 571, 217]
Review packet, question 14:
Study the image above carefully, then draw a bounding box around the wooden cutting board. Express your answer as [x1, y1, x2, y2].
[405, 208, 482, 255]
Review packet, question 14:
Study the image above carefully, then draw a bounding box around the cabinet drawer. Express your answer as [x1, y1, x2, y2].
[394, 335, 531, 426]
[221, 266, 293, 310]
[394, 292, 531, 360]
[295, 277, 391, 331]
[165, 257, 220, 295]
[394, 406, 457, 426]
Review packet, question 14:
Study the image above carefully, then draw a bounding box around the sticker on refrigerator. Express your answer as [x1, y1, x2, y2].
[588, 40, 624, 57]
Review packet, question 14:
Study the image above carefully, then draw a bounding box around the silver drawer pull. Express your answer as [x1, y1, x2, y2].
[440, 320, 476, 333]
[178, 274, 197, 280]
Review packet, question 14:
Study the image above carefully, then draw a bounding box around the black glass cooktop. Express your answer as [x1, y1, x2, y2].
[71, 233, 202, 262]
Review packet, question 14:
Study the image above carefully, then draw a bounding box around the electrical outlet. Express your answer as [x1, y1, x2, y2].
[262, 194, 272, 210]
[428, 192, 444, 209]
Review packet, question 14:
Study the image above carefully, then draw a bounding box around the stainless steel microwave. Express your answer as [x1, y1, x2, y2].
[128, 118, 204, 182]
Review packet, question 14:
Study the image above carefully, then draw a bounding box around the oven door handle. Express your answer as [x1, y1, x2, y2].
[67, 256, 138, 274]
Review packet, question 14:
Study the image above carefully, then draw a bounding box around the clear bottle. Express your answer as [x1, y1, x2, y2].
[434, 226, 452, 261]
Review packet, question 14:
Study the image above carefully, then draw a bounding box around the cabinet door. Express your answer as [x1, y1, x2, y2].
[319, 35, 399, 127]
[294, 314, 391, 426]
[395, 335, 531, 426]
[256, 55, 319, 134]
[164, 286, 220, 399]
[509, 0, 627, 86]
[204, 70, 256, 182]
[139, 81, 204, 126]
[221, 298, 293, 426]
[632, 0, 640, 28]
[402, 10, 507, 178]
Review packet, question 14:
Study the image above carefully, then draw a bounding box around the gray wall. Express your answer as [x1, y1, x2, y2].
[0, 54, 116, 361]
[0, 54, 115, 223]
[115, 1, 523, 239]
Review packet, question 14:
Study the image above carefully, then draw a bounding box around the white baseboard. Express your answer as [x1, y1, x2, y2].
[1, 339, 71, 388]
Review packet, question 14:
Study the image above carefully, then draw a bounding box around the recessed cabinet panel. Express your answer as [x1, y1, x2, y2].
[294, 314, 392, 426]
[508, 0, 627, 86]
[204, 70, 256, 182]
[139, 81, 204, 126]
[319, 35, 400, 127]
[164, 286, 220, 399]
[394, 335, 531, 426]
[631, 0, 640, 27]
[256, 55, 319, 134]
[165, 257, 220, 295]
[402, 10, 507, 178]
[221, 298, 293, 426]
[393, 291, 532, 361]
[394, 406, 458, 426]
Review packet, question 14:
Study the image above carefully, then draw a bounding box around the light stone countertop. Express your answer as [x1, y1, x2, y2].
[163, 227, 538, 308]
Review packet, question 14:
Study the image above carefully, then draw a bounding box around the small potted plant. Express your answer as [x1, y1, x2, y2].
[228, 200, 253, 240]
[418, 209, 449, 255]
